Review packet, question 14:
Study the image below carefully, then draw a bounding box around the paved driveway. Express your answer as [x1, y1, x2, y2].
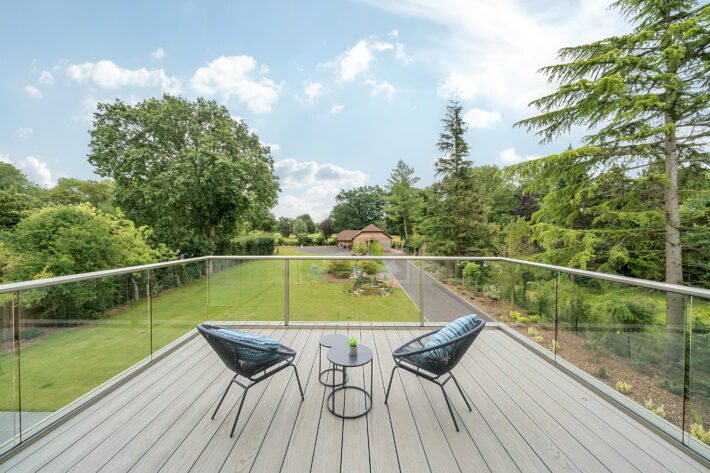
[293, 247, 491, 323]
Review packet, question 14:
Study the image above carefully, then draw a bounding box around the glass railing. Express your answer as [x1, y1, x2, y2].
[0, 254, 708, 462]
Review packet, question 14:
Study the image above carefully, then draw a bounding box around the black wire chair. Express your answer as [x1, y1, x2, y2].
[197, 323, 304, 437]
[384, 319, 486, 431]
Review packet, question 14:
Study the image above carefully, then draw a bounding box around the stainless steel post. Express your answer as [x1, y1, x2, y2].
[284, 260, 289, 326]
[419, 260, 424, 326]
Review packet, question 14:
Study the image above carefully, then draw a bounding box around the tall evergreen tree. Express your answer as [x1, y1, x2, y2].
[510, 0, 710, 360]
[424, 101, 487, 255]
[385, 160, 422, 239]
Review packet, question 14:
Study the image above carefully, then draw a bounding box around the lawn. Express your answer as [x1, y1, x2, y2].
[0, 252, 418, 411]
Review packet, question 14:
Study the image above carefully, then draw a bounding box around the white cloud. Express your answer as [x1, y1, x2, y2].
[38, 70, 54, 85]
[66, 60, 180, 93]
[13, 127, 33, 139]
[390, 29, 399, 38]
[274, 158, 367, 190]
[261, 142, 280, 153]
[231, 115, 244, 124]
[394, 43, 412, 63]
[329, 103, 344, 115]
[337, 40, 375, 82]
[190, 56, 280, 113]
[364, 0, 629, 113]
[24, 85, 43, 99]
[19, 156, 54, 187]
[0, 153, 10, 163]
[499, 147, 540, 164]
[151, 47, 165, 59]
[365, 79, 395, 99]
[273, 158, 368, 219]
[463, 108, 501, 128]
[304, 81, 324, 100]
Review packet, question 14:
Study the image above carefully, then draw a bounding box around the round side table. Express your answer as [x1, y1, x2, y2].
[319, 334, 349, 387]
[326, 344, 373, 419]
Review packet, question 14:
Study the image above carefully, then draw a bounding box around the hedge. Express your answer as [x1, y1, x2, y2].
[231, 234, 276, 255]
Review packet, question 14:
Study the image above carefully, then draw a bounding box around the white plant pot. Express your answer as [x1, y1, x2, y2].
[349, 346, 358, 356]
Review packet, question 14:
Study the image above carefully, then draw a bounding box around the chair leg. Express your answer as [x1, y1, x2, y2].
[230, 385, 249, 438]
[384, 366, 398, 404]
[441, 384, 459, 432]
[450, 374, 472, 411]
[292, 364, 305, 400]
[212, 375, 237, 420]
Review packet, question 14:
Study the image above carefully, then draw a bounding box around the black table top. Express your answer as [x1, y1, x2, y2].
[319, 333, 350, 348]
[327, 344, 373, 367]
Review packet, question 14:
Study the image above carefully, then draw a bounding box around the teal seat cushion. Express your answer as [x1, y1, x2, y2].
[215, 328, 281, 364]
[424, 314, 477, 359]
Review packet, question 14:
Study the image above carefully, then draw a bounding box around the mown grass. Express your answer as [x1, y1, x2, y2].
[0, 253, 417, 411]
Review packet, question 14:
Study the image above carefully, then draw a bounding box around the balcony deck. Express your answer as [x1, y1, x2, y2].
[0, 325, 706, 473]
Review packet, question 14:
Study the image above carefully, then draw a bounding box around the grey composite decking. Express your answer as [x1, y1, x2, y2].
[0, 326, 707, 473]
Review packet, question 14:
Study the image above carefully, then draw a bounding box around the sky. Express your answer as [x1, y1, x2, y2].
[0, 0, 630, 220]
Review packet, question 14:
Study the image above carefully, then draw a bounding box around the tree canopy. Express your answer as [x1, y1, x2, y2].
[88, 95, 280, 256]
[330, 185, 386, 233]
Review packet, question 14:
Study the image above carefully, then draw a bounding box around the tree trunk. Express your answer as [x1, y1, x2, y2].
[403, 212, 409, 240]
[663, 112, 685, 365]
[131, 276, 140, 302]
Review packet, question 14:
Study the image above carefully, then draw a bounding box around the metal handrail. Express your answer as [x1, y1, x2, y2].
[1, 254, 709, 299]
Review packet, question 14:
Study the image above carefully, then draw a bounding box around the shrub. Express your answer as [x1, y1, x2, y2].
[658, 378, 684, 395]
[296, 233, 312, 246]
[326, 260, 355, 274]
[232, 234, 276, 255]
[645, 398, 666, 418]
[483, 285, 501, 300]
[691, 414, 710, 445]
[368, 240, 384, 256]
[518, 316, 529, 324]
[533, 335, 544, 343]
[528, 327, 539, 336]
[359, 260, 380, 275]
[352, 240, 368, 255]
[529, 315, 539, 323]
[492, 309, 501, 316]
[549, 340, 560, 352]
[313, 234, 325, 245]
[509, 311, 521, 321]
[595, 365, 608, 379]
[615, 381, 632, 395]
[19, 328, 42, 340]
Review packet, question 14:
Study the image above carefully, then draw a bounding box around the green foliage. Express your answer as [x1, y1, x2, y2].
[368, 240, 384, 256]
[352, 240, 368, 255]
[318, 218, 333, 238]
[296, 214, 316, 233]
[293, 218, 308, 235]
[326, 260, 355, 275]
[88, 95, 279, 256]
[615, 381, 632, 395]
[483, 284, 501, 300]
[645, 398, 666, 418]
[507, 0, 710, 295]
[2, 204, 165, 319]
[349, 336, 357, 347]
[595, 365, 608, 379]
[421, 101, 488, 256]
[331, 185, 385, 233]
[231, 234, 276, 255]
[463, 262, 481, 286]
[277, 217, 293, 237]
[19, 328, 41, 340]
[385, 160, 422, 239]
[359, 260, 380, 275]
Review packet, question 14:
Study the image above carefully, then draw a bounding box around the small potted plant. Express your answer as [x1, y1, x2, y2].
[348, 336, 358, 356]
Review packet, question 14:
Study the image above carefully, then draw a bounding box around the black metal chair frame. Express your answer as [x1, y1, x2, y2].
[384, 319, 486, 432]
[197, 324, 305, 437]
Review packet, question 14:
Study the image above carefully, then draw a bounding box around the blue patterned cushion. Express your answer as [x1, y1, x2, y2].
[215, 329, 280, 349]
[423, 314, 477, 359]
[215, 328, 281, 364]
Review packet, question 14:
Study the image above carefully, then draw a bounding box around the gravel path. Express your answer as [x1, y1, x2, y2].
[292, 247, 491, 323]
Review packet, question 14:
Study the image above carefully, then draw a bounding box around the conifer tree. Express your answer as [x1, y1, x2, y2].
[385, 160, 422, 239]
[509, 0, 710, 360]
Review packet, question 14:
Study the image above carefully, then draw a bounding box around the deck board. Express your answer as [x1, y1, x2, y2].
[1, 327, 707, 473]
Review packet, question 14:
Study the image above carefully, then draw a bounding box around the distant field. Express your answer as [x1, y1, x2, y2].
[0, 251, 417, 411]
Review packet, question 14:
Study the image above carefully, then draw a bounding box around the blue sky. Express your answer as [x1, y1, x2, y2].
[0, 0, 628, 220]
